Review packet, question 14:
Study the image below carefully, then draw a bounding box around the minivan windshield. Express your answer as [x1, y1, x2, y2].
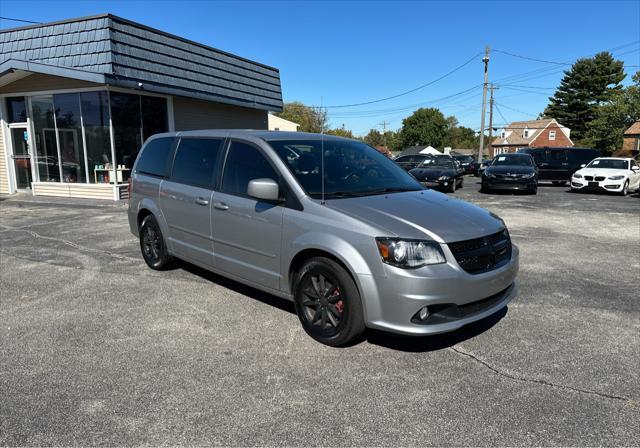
[418, 157, 456, 168]
[491, 155, 534, 167]
[268, 139, 422, 198]
[587, 159, 628, 169]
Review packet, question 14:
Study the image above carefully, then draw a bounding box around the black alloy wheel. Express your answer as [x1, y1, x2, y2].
[294, 257, 365, 346]
[139, 215, 172, 270]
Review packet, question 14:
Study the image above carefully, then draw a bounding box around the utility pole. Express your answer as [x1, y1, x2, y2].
[477, 46, 490, 163]
[487, 84, 498, 159]
[379, 120, 390, 149]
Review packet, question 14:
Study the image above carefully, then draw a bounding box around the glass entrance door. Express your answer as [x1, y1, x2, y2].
[10, 127, 32, 189]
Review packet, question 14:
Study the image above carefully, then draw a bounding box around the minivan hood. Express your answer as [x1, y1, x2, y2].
[325, 190, 504, 243]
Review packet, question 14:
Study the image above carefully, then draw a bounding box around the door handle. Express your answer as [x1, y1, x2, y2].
[213, 202, 229, 210]
[195, 197, 209, 206]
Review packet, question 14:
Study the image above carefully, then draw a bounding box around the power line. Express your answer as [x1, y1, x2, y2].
[319, 52, 483, 108]
[493, 49, 571, 66]
[0, 16, 42, 25]
[494, 102, 538, 118]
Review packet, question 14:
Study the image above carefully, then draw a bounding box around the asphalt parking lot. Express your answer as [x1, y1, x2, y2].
[1, 179, 639, 446]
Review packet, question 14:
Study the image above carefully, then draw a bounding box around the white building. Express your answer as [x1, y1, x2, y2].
[268, 114, 299, 132]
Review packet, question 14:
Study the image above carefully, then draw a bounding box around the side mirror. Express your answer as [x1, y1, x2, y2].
[580, 164, 586, 168]
[632, 166, 640, 172]
[247, 178, 280, 201]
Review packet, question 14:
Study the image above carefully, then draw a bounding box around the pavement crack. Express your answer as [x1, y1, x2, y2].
[449, 345, 632, 403]
[1, 226, 138, 262]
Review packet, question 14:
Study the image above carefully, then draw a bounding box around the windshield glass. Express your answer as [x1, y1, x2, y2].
[455, 156, 473, 163]
[587, 159, 628, 169]
[418, 157, 455, 168]
[491, 155, 533, 167]
[268, 139, 422, 198]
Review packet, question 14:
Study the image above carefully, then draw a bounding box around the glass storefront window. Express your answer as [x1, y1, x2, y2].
[54, 93, 86, 183]
[6, 97, 27, 123]
[80, 91, 112, 184]
[31, 95, 60, 182]
[141, 95, 168, 142]
[111, 92, 142, 176]
[23, 90, 168, 185]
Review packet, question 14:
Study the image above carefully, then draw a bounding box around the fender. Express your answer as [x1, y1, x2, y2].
[135, 196, 175, 254]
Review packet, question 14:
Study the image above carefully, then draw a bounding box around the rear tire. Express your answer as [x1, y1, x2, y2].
[139, 215, 173, 270]
[293, 257, 365, 347]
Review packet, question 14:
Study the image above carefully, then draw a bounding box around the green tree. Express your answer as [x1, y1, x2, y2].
[584, 71, 640, 154]
[398, 107, 448, 149]
[326, 125, 354, 138]
[444, 116, 478, 148]
[276, 101, 328, 133]
[543, 52, 625, 141]
[363, 129, 400, 151]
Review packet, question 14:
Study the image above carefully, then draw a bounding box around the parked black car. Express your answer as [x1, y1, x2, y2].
[474, 158, 494, 177]
[481, 153, 538, 194]
[453, 155, 477, 175]
[409, 155, 465, 192]
[518, 147, 601, 184]
[393, 154, 433, 171]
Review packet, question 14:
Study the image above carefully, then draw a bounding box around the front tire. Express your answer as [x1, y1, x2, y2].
[293, 257, 365, 347]
[620, 180, 629, 196]
[448, 180, 457, 193]
[139, 215, 173, 270]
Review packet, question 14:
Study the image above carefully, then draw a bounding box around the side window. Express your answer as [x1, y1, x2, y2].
[170, 138, 222, 189]
[631, 160, 638, 169]
[135, 137, 175, 177]
[395, 156, 410, 163]
[222, 141, 279, 196]
[548, 149, 566, 162]
[530, 150, 544, 165]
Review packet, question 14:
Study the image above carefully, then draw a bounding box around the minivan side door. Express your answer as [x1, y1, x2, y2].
[211, 140, 285, 290]
[159, 137, 224, 267]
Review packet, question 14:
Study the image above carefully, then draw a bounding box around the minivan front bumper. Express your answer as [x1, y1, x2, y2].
[359, 244, 519, 335]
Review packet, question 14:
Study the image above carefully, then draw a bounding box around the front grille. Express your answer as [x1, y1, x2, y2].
[584, 175, 594, 181]
[448, 229, 512, 274]
[595, 176, 605, 181]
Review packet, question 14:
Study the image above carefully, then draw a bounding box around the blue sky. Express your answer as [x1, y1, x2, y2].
[1, 0, 639, 136]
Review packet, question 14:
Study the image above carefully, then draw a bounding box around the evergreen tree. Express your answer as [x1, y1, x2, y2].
[543, 52, 625, 141]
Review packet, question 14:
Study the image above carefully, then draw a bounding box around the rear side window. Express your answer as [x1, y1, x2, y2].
[170, 138, 223, 189]
[135, 137, 174, 177]
[222, 141, 279, 196]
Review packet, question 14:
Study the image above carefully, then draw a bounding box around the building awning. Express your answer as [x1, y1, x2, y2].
[0, 59, 107, 87]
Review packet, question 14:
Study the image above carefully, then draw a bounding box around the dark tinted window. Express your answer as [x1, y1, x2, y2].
[395, 156, 412, 163]
[6, 97, 27, 123]
[136, 137, 175, 177]
[141, 96, 168, 141]
[528, 149, 545, 164]
[548, 149, 567, 161]
[171, 138, 222, 189]
[222, 141, 278, 196]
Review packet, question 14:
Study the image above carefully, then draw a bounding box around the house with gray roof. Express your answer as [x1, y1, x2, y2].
[0, 14, 282, 200]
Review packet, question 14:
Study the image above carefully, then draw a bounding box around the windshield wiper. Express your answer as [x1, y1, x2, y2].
[358, 187, 421, 196]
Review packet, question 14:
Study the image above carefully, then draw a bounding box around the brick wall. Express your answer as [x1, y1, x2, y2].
[530, 123, 573, 147]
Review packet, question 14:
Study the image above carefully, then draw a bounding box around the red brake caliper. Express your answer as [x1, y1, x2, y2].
[332, 288, 344, 314]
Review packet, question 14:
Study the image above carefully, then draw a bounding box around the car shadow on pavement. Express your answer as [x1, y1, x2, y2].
[179, 260, 296, 316]
[177, 259, 507, 351]
[365, 307, 508, 352]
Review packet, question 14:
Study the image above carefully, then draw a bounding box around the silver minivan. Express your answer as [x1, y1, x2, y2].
[128, 130, 518, 346]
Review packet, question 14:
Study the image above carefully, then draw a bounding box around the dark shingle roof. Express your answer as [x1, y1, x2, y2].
[0, 14, 282, 111]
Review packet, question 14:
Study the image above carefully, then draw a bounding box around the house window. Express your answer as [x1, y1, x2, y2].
[523, 128, 529, 138]
[500, 131, 505, 139]
[549, 130, 556, 141]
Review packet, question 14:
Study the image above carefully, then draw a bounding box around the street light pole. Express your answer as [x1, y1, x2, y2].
[477, 46, 490, 163]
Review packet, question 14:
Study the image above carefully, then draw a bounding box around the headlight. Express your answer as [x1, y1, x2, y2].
[522, 173, 536, 179]
[438, 175, 450, 181]
[376, 238, 446, 268]
[573, 173, 583, 179]
[609, 175, 624, 180]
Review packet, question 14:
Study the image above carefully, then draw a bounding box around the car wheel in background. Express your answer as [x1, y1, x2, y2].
[139, 215, 173, 270]
[621, 180, 629, 196]
[459, 177, 464, 188]
[293, 257, 365, 347]
[449, 181, 457, 193]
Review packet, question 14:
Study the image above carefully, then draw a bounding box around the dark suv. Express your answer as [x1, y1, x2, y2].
[518, 147, 601, 184]
[394, 154, 432, 171]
